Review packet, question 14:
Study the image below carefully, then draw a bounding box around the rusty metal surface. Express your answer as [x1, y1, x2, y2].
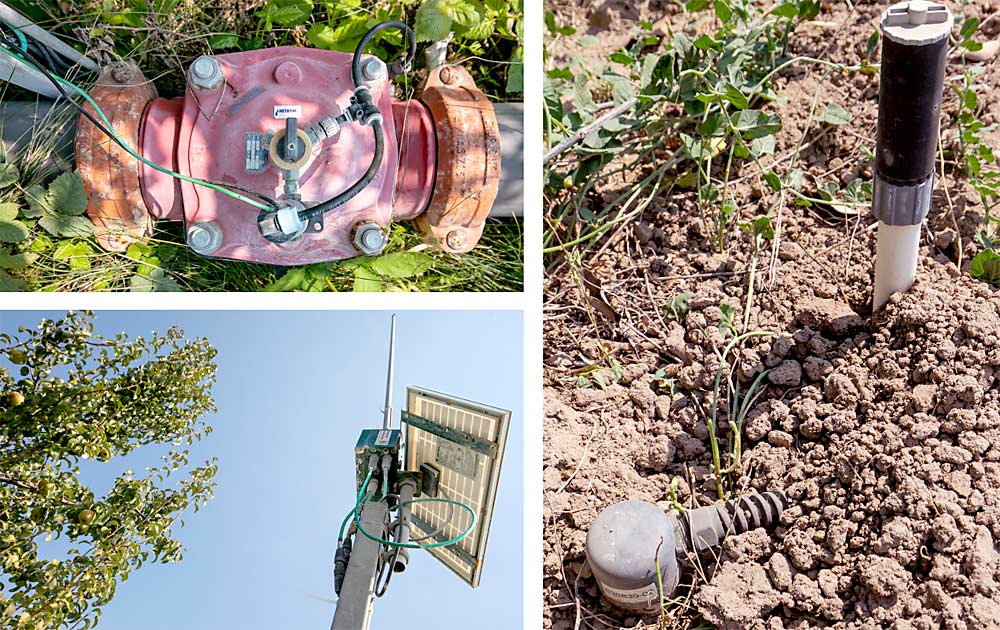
[416, 64, 501, 253]
[75, 62, 157, 251]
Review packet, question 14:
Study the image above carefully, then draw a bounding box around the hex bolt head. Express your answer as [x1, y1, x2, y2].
[353, 223, 387, 256]
[187, 221, 223, 255]
[189, 56, 223, 90]
[362, 57, 387, 82]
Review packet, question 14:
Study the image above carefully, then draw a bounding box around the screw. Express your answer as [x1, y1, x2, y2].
[111, 64, 133, 84]
[439, 66, 455, 84]
[445, 228, 467, 250]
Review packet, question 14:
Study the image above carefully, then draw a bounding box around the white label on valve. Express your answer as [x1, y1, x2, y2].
[273, 105, 302, 119]
[375, 430, 392, 447]
[598, 581, 660, 609]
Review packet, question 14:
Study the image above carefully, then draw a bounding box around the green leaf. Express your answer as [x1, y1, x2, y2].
[39, 214, 94, 238]
[730, 109, 782, 139]
[48, 172, 89, 215]
[267, 0, 313, 26]
[415, 0, 454, 42]
[54, 241, 94, 271]
[0, 162, 19, 188]
[0, 250, 36, 269]
[750, 134, 776, 157]
[960, 16, 980, 40]
[0, 219, 29, 243]
[723, 83, 748, 109]
[263, 264, 329, 291]
[506, 47, 523, 93]
[0, 202, 17, 221]
[713, 0, 732, 23]
[818, 102, 852, 126]
[353, 265, 381, 291]
[208, 33, 239, 49]
[23, 184, 49, 218]
[368, 252, 433, 278]
[970, 249, 1000, 287]
[685, 0, 709, 11]
[0, 269, 24, 291]
[763, 171, 782, 191]
[306, 23, 336, 49]
[770, 3, 798, 17]
[130, 267, 182, 291]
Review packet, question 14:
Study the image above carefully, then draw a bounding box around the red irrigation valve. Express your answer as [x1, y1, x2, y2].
[74, 40, 502, 264]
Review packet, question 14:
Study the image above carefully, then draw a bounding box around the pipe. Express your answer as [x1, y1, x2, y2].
[0, 99, 524, 218]
[872, 1, 953, 310]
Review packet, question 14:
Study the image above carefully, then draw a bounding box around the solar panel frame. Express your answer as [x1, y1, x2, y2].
[403, 386, 511, 588]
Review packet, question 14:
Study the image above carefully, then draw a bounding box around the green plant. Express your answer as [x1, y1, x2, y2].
[706, 330, 771, 499]
[0, 311, 218, 629]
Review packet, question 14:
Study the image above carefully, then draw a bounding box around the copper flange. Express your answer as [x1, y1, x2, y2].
[417, 64, 501, 254]
[75, 61, 157, 251]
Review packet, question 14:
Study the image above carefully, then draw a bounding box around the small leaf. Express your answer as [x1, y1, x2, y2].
[763, 171, 782, 191]
[415, 0, 454, 42]
[208, 33, 239, 49]
[771, 3, 798, 17]
[39, 214, 94, 238]
[723, 84, 748, 109]
[818, 103, 852, 126]
[0, 203, 17, 221]
[0, 250, 37, 269]
[971, 249, 1000, 287]
[353, 265, 381, 292]
[0, 269, 24, 291]
[0, 162, 19, 188]
[506, 47, 523, 93]
[0, 220, 29, 243]
[53, 241, 93, 271]
[130, 267, 182, 292]
[730, 109, 782, 139]
[23, 185, 49, 218]
[305, 24, 336, 49]
[960, 16, 980, 41]
[47, 172, 88, 215]
[368, 252, 433, 278]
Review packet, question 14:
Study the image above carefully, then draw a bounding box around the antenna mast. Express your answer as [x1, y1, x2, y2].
[383, 314, 396, 430]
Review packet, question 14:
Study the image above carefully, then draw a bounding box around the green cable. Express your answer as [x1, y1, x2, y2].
[0, 44, 272, 212]
[353, 494, 476, 550]
[0, 21, 27, 52]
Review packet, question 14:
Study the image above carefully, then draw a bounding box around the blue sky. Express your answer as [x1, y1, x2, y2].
[0, 310, 524, 630]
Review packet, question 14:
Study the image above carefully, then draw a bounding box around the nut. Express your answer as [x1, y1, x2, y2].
[189, 56, 223, 91]
[353, 222, 387, 256]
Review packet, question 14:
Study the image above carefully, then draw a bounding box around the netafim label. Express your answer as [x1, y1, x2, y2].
[273, 105, 302, 119]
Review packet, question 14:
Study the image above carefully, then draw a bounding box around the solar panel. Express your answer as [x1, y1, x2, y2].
[403, 386, 511, 588]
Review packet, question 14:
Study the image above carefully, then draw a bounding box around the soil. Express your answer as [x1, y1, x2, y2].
[543, 1, 1000, 629]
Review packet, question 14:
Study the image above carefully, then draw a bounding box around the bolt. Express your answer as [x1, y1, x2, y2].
[445, 228, 467, 250]
[353, 223, 387, 256]
[439, 66, 455, 84]
[187, 221, 222, 255]
[189, 56, 223, 90]
[362, 57, 387, 82]
[111, 64, 133, 84]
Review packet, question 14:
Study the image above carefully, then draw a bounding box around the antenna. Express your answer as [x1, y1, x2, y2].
[383, 314, 396, 430]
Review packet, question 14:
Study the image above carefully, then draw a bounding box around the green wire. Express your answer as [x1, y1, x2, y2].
[1, 21, 27, 52]
[0, 44, 272, 212]
[354, 494, 476, 550]
[340, 467, 475, 549]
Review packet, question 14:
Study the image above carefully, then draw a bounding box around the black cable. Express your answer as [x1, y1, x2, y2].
[374, 545, 400, 597]
[351, 21, 415, 88]
[0, 40, 279, 209]
[298, 120, 383, 223]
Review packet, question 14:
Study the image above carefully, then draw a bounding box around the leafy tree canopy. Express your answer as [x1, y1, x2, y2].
[0, 311, 218, 629]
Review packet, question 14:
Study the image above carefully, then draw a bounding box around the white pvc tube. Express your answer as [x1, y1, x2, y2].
[873, 221, 921, 311]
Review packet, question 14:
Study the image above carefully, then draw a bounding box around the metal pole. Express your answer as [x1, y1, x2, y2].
[382, 314, 396, 430]
[331, 498, 388, 630]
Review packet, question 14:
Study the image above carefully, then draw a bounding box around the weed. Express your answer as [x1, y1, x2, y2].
[664, 291, 692, 322]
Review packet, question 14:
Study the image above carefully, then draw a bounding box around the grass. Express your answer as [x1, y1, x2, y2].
[0, 0, 523, 292]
